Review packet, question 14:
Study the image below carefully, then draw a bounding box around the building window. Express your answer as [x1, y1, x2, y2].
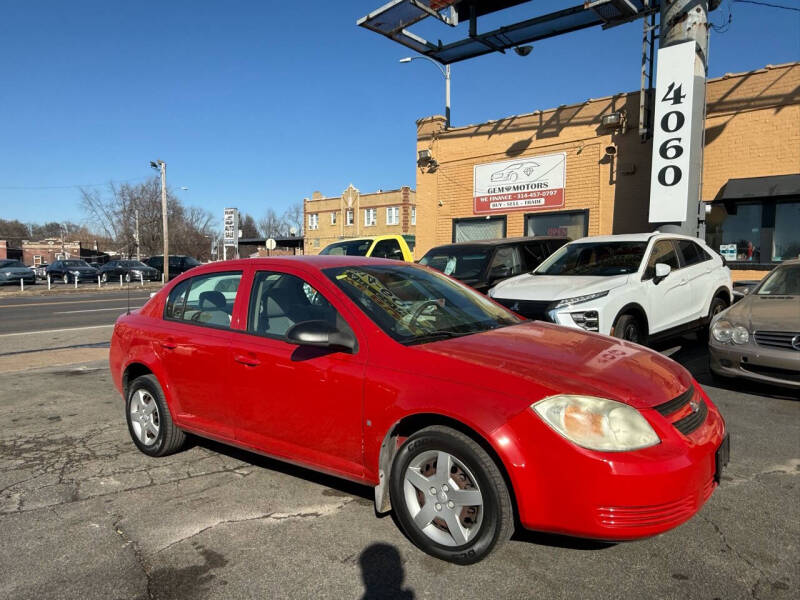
[452, 216, 506, 243]
[525, 210, 589, 240]
[707, 200, 800, 264]
[386, 206, 399, 226]
[365, 208, 377, 227]
[33, 255, 42, 265]
[330, 212, 337, 225]
[346, 209, 354, 226]
[308, 213, 319, 231]
[411, 206, 416, 226]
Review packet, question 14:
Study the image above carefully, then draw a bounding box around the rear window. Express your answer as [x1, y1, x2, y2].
[419, 247, 493, 280]
[320, 240, 372, 256]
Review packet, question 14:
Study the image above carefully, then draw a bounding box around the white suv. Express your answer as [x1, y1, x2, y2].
[488, 233, 732, 344]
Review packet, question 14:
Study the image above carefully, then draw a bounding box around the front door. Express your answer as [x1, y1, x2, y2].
[642, 239, 693, 333]
[230, 268, 366, 480]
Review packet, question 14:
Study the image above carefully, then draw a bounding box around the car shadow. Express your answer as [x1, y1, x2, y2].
[511, 529, 615, 550]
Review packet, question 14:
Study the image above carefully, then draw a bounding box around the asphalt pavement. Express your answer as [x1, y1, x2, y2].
[0, 318, 797, 598]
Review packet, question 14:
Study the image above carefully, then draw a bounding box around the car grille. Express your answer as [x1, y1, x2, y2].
[653, 387, 707, 437]
[495, 298, 554, 321]
[596, 477, 714, 529]
[741, 363, 800, 383]
[754, 331, 800, 351]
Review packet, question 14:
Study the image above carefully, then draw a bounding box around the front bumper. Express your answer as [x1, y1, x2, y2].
[709, 340, 800, 389]
[492, 385, 726, 540]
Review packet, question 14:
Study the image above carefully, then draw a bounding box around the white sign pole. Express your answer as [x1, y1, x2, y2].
[649, 40, 706, 231]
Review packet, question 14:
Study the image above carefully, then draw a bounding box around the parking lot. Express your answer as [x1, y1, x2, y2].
[0, 290, 796, 599]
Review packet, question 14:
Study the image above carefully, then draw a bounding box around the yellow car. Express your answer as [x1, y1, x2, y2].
[319, 235, 414, 262]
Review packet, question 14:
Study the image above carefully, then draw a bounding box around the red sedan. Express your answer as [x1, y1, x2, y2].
[110, 256, 729, 564]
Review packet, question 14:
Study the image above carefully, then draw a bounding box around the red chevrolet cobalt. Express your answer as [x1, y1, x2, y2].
[110, 256, 728, 563]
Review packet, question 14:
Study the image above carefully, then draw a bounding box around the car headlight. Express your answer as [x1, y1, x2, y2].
[731, 326, 749, 344]
[553, 290, 609, 309]
[532, 395, 659, 452]
[131, 269, 141, 275]
[70, 270, 80, 275]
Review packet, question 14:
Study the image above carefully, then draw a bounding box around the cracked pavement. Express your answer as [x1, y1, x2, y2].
[0, 340, 797, 599]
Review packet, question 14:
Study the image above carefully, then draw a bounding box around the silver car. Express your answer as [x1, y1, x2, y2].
[709, 259, 800, 390]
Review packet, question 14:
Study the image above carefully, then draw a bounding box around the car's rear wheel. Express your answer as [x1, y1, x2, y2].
[612, 313, 646, 344]
[101, 272, 108, 283]
[62, 274, 69, 285]
[125, 272, 131, 283]
[126, 374, 185, 457]
[389, 425, 513, 564]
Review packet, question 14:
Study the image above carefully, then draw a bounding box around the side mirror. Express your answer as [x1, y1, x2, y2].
[654, 263, 671, 283]
[286, 320, 356, 353]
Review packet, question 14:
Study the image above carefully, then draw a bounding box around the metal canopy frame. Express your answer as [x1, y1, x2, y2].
[358, 0, 661, 64]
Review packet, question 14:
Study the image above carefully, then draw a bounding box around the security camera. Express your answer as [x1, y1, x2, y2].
[514, 45, 533, 57]
[604, 144, 617, 157]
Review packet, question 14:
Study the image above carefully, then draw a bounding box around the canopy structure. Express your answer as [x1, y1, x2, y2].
[358, 0, 661, 64]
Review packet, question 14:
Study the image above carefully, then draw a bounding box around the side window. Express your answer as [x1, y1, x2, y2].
[489, 246, 521, 277]
[371, 239, 403, 260]
[644, 240, 680, 280]
[520, 242, 548, 271]
[165, 272, 242, 328]
[248, 271, 339, 339]
[677, 240, 709, 266]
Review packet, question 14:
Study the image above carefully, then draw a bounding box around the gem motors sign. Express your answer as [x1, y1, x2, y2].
[473, 152, 566, 215]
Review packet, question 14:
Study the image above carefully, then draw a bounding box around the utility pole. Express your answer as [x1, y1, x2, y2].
[650, 0, 709, 238]
[150, 159, 169, 281]
[135, 209, 140, 262]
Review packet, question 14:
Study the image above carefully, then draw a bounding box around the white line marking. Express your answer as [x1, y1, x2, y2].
[0, 324, 116, 338]
[54, 306, 143, 314]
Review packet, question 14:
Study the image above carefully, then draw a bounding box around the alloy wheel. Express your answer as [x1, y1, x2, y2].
[129, 389, 160, 446]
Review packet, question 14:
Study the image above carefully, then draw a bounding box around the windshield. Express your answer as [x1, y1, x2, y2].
[419, 247, 492, 280]
[0, 260, 25, 268]
[755, 264, 800, 295]
[320, 240, 372, 256]
[63, 260, 90, 267]
[536, 241, 647, 276]
[325, 264, 521, 345]
[120, 261, 147, 268]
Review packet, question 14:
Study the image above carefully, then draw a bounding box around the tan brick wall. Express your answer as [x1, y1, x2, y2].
[304, 185, 416, 254]
[416, 63, 800, 259]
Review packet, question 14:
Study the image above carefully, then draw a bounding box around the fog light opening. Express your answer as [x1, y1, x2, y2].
[572, 311, 599, 332]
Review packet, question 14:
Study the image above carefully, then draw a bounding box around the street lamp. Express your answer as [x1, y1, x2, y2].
[149, 159, 169, 282]
[400, 56, 451, 128]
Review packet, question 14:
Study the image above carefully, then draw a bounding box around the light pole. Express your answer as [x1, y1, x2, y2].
[400, 56, 451, 128]
[150, 159, 169, 282]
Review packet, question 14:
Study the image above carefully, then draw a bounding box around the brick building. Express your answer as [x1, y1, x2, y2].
[303, 184, 416, 254]
[415, 62, 800, 281]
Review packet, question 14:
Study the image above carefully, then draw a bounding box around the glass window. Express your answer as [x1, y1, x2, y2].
[346, 209, 354, 226]
[386, 207, 399, 226]
[489, 246, 522, 277]
[644, 241, 680, 280]
[0, 260, 25, 268]
[320, 239, 372, 256]
[419, 246, 493, 280]
[526, 211, 587, 240]
[331, 212, 337, 225]
[537, 242, 647, 277]
[773, 202, 800, 261]
[452, 217, 505, 242]
[248, 271, 340, 339]
[308, 214, 319, 230]
[676, 240, 709, 267]
[371, 239, 403, 259]
[706, 203, 762, 262]
[365, 208, 377, 227]
[411, 206, 416, 226]
[325, 265, 521, 345]
[755, 264, 800, 295]
[165, 272, 242, 328]
[520, 242, 550, 271]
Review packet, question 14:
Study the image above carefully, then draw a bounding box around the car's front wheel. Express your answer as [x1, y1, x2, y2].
[126, 374, 186, 457]
[389, 425, 513, 564]
[613, 313, 646, 344]
[62, 274, 69, 285]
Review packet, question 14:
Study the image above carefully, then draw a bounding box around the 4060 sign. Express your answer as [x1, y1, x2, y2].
[649, 41, 706, 224]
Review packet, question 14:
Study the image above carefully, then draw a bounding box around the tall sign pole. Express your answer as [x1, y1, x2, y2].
[160, 161, 169, 281]
[649, 0, 709, 238]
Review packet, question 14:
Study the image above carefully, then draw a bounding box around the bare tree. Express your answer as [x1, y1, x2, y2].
[258, 208, 285, 239]
[281, 202, 303, 236]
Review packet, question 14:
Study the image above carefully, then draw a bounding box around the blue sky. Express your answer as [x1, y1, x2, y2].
[0, 0, 798, 230]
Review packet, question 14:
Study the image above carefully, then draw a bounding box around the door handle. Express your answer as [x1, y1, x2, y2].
[160, 340, 177, 350]
[234, 354, 261, 367]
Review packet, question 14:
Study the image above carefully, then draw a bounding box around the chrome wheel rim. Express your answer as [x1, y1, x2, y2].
[403, 450, 484, 547]
[129, 389, 160, 446]
[101, 273, 107, 283]
[62, 274, 68, 284]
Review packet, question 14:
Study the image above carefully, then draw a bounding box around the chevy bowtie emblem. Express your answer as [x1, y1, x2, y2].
[792, 335, 800, 351]
[689, 399, 700, 413]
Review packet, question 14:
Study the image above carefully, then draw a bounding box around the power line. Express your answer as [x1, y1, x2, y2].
[733, 0, 800, 11]
[0, 176, 150, 191]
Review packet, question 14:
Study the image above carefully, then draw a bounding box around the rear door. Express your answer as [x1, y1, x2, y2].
[676, 239, 716, 319]
[229, 266, 367, 479]
[154, 270, 244, 439]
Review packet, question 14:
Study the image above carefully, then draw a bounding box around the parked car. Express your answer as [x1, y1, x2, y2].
[143, 255, 201, 280]
[99, 260, 160, 283]
[0, 259, 36, 285]
[709, 259, 799, 389]
[488, 233, 732, 345]
[732, 279, 760, 302]
[319, 235, 414, 261]
[31, 263, 49, 279]
[419, 236, 569, 294]
[110, 256, 728, 564]
[46, 259, 99, 284]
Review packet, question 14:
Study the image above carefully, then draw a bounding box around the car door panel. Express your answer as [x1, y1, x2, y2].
[643, 240, 693, 333]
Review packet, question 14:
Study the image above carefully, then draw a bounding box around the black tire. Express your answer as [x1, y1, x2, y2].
[389, 425, 513, 564]
[612, 313, 646, 345]
[125, 374, 186, 457]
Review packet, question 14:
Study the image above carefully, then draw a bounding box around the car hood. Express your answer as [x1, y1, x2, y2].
[417, 321, 693, 410]
[491, 273, 629, 301]
[1, 267, 33, 275]
[724, 294, 800, 330]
